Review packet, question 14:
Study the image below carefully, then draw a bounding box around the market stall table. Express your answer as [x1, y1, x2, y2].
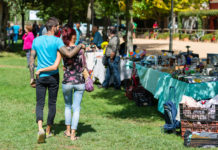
[128, 62, 218, 114]
[85, 51, 132, 84]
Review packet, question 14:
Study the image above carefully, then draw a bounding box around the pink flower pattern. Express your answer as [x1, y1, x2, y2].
[62, 46, 85, 84]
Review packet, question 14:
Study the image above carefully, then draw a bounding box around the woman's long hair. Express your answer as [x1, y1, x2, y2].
[62, 27, 76, 46]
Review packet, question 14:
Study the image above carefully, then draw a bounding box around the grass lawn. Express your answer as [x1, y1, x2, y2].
[0, 41, 201, 150]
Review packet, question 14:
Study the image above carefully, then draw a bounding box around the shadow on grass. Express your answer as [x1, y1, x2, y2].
[91, 87, 163, 121]
[53, 120, 96, 136]
[3, 39, 26, 57]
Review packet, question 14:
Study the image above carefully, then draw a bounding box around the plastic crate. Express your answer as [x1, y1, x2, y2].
[132, 86, 154, 107]
[181, 120, 218, 137]
[189, 138, 218, 147]
[184, 130, 218, 148]
[180, 104, 218, 122]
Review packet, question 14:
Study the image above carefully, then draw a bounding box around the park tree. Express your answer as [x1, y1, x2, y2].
[94, 0, 121, 40]
[94, 0, 134, 53]
[132, 0, 208, 23]
[0, 0, 9, 50]
[4, 0, 39, 36]
[36, 0, 89, 26]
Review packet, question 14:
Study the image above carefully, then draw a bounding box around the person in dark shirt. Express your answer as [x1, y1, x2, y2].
[119, 35, 127, 57]
[32, 21, 40, 37]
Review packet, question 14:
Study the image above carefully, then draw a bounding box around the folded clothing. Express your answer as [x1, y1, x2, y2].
[192, 131, 218, 139]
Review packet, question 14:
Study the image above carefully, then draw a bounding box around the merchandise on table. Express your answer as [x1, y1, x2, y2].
[181, 121, 218, 137]
[184, 130, 218, 148]
[180, 95, 218, 121]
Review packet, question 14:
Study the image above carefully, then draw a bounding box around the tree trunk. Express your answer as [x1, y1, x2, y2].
[102, 16, 109, 41]
[91, 0, 94, 26]
[67, 2, 73, 27]
[21, 12, 25, 37]
[0, 1, 8, 50]
[125, 0, 133, 55]
[87, 2, 91, 38]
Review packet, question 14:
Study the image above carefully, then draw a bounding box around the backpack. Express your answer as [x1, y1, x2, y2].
[163, 87, 180, 132]
[125, 62, 139, 100]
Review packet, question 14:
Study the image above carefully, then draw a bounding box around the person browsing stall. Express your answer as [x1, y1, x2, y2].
[91, 25, 103, 49]
[98, 27, 120, 90]
[75, 22, 82, 45]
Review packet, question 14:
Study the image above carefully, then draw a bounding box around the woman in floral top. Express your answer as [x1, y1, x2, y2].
[35, 27, 86, 141]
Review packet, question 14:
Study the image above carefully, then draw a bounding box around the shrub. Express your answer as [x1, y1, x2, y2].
[201, 34, 213, 41]
[157, 32, 169, 39]
[180, 34, 189, 40]
[173, 33, 180, 39]
[144, 32, 149, 37]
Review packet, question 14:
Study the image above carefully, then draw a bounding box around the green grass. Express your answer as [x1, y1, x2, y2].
[0, 41, 202, 150]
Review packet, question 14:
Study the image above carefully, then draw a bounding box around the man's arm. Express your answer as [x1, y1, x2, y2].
[29, 50, 36, 85]
[59, 44, 84, 58]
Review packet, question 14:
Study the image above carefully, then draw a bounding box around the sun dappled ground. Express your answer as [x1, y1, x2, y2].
[133, 39, 218, 59]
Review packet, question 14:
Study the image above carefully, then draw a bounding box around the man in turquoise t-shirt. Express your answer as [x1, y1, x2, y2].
[92, 26, 103, 49]
[75, 23, 82, 45]
[29, 17, 84, 144]
[13, 23, 20, 43]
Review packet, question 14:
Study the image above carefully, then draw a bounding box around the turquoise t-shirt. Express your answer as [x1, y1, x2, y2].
[75, 28, 82, 45]
[93, 31, 103, 47]
[32, 35, 65, 78]
[13, 25, 20, 34]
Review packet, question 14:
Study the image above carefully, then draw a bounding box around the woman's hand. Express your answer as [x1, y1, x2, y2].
[35, 70, 41, 79]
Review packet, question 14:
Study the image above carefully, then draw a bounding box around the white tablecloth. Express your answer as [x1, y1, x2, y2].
[85, 51, 103, 70]
[85, 51, 132, 84]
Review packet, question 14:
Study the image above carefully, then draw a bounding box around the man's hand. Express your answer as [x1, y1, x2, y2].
[30, 78, 36, 88]
[110, 52, 115, 63]
[110, 58, 114, 63]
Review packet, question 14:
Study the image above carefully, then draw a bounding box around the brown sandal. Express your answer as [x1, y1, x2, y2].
[64, 131, 71, 137]
[71, 133, 79, 141]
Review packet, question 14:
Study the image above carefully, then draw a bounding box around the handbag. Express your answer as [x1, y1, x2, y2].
[81, 50, 94, 92]
[102, 55, 108, 66]
[85, 77, 94, 92]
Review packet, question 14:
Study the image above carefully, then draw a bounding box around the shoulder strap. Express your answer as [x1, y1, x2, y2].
[81, 50, 87, 69]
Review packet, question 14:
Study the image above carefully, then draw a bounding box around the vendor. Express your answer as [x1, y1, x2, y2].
[186, 55, 192, 66]
[75, 22, 82, 45]
[91, 26, 103, 49]
[119, 35, 126, 57]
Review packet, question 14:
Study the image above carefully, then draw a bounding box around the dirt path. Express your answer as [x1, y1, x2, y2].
[0, 65, 26, 69]
[133, 39, 218, 58]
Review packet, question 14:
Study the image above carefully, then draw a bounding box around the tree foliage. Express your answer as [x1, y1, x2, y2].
[94, 0, 121, 20]
[4, 0, 39, 22]
[35, 0, 89, 24]
[132, 0, 208, 20]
